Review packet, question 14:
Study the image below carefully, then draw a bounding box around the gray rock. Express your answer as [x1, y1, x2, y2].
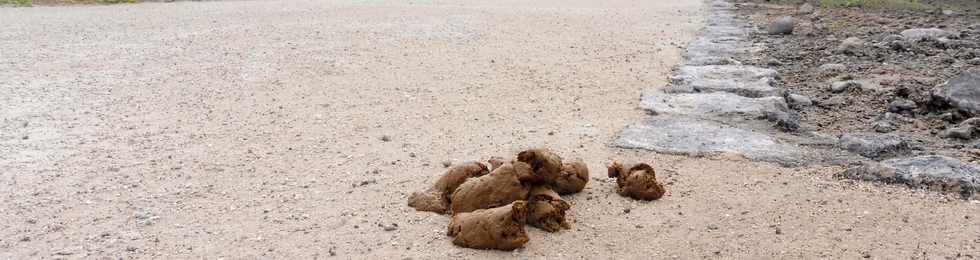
[641, 92, 789, 118]
[838, 133, 910, 159]
[900, 28, 953, 41]
[830, 81, 860, 93]
[615, 117, 802, 166]
[932, 69, 980, 116]
[768, 16, 795, 35]
[763, 111, 801, 132]
[684, 36, 750, 66]
[818, 63, 847, 74]
[940, 117, 980, 140]
[941, 126, 975, 140]
[873, 120, 897, 133]
[887, 99, 917, 113]
[798, 3, 814, 14]
[886, 39, 912, 51]
[941, 9, 958, 16]
[881, 34, 904, 43]
[872, 113, 905, 133]
[840, 155, 980, 199]
[937, 38, 976, 49]
[670, 65, 780, 97]
[786, 93, 812, 108]
[836, 37, 865, 54]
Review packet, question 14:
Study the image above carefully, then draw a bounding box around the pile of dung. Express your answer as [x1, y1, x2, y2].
[407, 148, 666, 250]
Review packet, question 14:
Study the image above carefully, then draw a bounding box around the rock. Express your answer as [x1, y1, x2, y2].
[380, 135, 392, 142]
[887, 99, 917, 113]
[669, 65, 780, 97]
[819, 63, 847, 75]
[838, 133, 910, 159]
[786, 93, 812, 108]
[837, 37, 865, 54]
[798, 3, 814, 14]
[766, 58, 782, 66]
[932, 69, 980, 117]
[839, 155, 980, 199]
[938, 39, 975, 49]
[768, 16, 795, 35]
[881, 34, 904, 43]
[614, 117, 802, 166]
[830, 81, 860, 93]
[940, 118, 980, 140]
[684, 34, 751, 66]
[382, 223, 398, 231]
[762, 111, 801, 132]
[886, 39, 912, 51]
[641, 92, 789, 118]
[873, 120, 897, 133]
[941, 126, 974, 140]
[900, 28, 953, 41]
[872, 113, 905, 133]
[941, 9, 958, 16]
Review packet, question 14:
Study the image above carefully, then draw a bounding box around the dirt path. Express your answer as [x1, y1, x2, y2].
[1, 0, 977, 259]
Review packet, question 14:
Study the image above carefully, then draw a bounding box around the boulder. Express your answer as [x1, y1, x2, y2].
[932, 69, 980, 117]
[839, 155, 980, 199]
[768, 16, 795, 35]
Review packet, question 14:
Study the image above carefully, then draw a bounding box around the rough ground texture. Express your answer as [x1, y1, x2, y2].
[841, 155, 980, 200]
[739, 0, 980, 163]
[2, 0, 979, 259]
[727, 0, 980, 200]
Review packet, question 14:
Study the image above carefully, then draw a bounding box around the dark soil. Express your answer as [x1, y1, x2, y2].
[736, 1, 980, 162]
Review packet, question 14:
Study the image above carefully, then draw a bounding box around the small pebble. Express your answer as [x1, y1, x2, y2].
[383, 223, 398, 231]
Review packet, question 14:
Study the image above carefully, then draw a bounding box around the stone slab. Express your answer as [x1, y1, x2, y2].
[614, 117, 802, 165]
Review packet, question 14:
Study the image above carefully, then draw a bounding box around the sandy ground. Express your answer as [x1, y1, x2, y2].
[1, 0, 977, 259]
